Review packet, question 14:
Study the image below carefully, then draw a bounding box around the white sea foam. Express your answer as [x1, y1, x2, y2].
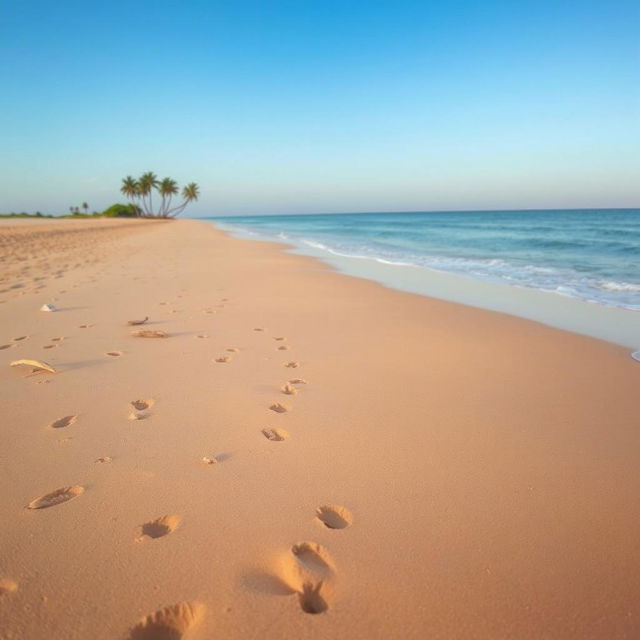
[294, 240, 640, 311]
[214, 212, 640, 312]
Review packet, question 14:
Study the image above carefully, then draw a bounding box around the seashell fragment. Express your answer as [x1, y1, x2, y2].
[40, 303, 57, 312]
[131, 330, 168, 338]
[10, 359, 57, 374]
[0, 578, 18, 595]
[127, 316, 149, 326]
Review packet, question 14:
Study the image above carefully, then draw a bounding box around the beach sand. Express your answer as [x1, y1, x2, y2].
[1, 218, 639, 639]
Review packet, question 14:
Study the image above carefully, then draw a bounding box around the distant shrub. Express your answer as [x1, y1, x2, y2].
[102, 203, 138, 217]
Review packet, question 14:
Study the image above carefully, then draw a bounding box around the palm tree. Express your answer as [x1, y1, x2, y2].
[121, 176, 141, 216]
[82, 202, 89, 214]
[121, 175, 137, 199]
[138, 172, 158, 215]
[167, 182, 200, 217]
[119, 173, 199, 217]
[158, 177, 179, 217]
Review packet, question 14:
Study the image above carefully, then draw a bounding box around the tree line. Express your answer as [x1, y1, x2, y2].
[120, 172, 199, 217]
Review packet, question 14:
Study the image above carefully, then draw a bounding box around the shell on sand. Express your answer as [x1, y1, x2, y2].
[131, 329, 168, 338]
[40, 303, 57, 312]
[632, 351, 640, 362]
[127, 316, 149, 326]
[10, 359, 57, 374]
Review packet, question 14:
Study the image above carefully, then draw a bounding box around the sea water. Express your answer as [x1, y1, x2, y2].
[207, 209, 640, 348]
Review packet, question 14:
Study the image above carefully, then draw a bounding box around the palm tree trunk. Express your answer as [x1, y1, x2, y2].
[166, 199, 188, 217]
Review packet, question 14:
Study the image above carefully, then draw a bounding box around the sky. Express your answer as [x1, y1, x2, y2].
[1, 0, 638, 216]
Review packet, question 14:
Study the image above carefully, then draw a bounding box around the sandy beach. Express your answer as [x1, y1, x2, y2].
[1, 218, 639, 639]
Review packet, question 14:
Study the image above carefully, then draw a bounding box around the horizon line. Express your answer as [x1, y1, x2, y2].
[196, 206, 640, 219]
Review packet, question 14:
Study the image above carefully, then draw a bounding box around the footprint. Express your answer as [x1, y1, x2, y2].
[51, 337, 64, 342]
[138, 515, 181, 540]
[196, 334, 208, 339]
[277, 542, 337, 614]
[281, 384, 297, 396]
[95, 456, 113, 464]
[262, 428, 289, 441]
[0, 579, 18, 596]
[106, 351, 123, 357]
[132, 330, 168, 338]
[43, 344, 56, 349]
[128, 602, 204, 640]
[269, 403, 291, 413]
[289, 378, 308, 385]
[226, 347, 240, 353]
[26, 486, 84, 509]
[131, 399, 154, 411]
[49, 415, 77, 429]
[277, 345, 290, 351]
[284, 361, 300, 369]
[79, 324, 93, 329]
[12, 336, 28, 341]
[254, 327, 265, 332]
[0, 344, 13, 350]
[215, 356, 231, 363]
[273, 337, 286, 341]
[298, 583, 329, 614]
[316, 505, 353, 529]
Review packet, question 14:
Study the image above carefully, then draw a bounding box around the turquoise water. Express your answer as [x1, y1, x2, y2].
[210, 209, 640, 311]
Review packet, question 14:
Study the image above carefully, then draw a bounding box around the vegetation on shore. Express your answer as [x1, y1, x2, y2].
[0, 204, 138, 219]
[1, 172, 199, 219]
[121, 172, 199, 217]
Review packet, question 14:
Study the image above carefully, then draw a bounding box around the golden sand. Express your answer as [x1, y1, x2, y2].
[1, 218, 639, 639]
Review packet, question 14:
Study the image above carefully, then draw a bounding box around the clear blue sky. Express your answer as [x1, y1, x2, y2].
[1, 0, 638, 216]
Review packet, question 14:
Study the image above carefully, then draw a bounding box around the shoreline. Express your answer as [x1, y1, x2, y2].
[2, 218, 639, 639]
[213, 219, 640, 350]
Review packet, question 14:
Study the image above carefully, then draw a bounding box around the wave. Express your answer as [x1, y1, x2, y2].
[297, 238, 640, 310]
[214, 218, 640, 312]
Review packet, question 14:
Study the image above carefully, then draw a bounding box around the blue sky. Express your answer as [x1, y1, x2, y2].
[1, 0, 638, 216]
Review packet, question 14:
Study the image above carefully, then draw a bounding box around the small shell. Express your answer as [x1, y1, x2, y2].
[40, 303, 57, 312]
[10, 359, 57, 374]
[127, 316, 149, 326]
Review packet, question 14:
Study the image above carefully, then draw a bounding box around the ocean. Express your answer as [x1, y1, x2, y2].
[211, 209, 639, 310]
